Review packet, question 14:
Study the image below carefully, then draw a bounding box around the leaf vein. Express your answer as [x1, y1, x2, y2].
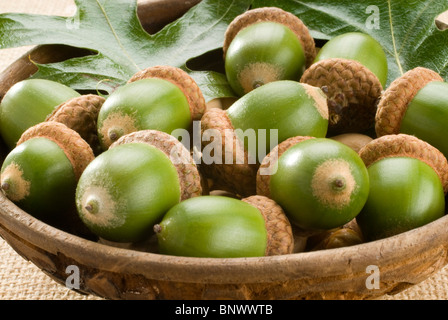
[388, 0, 403, 75]
[95, 0, 140, 72]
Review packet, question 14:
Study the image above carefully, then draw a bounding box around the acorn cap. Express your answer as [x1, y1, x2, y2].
[110, 129, 203, 200]
[358, 134, 448, 193]
[128, 65, 206, 121]
[242, 195, 294, 256]
[17, 121, 95, 180]
[223, 7, 316, 68]
[300, 58, 383, 135]
[375, 67, 443, 137]
[46, 94, 105, 154]
[329, 133, 373, 153]
[199, 108, 258, 197]
[306, 219, 364, 251]
[256, 136, 316, 198]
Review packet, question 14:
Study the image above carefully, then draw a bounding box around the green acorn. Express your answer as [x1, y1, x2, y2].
[97, 65, 206, 150]
[357, 134, 447, 241]
[223, 7, 316, 96]
[301, 32, 388, 135]
[200, 80, 328, 197]
[1, 121, 94, 222]
[314, 32, 388, 87]
[76, 130, 203, 243]
[375, 67, 448, 160]
[0, 79, 80, 149]
[257, 136, 370, 232]
[154, 195, 294, 258]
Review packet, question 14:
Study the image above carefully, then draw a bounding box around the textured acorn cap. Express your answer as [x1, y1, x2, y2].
[46, 94, 105, 154]
[256, 136, 316, 198]
[110, 130, 203, 200]
[300, 58, 383, 135]
[375, 67, 443, 137]
[242, 195, 294, 256]
[17, 121, 95, 180]
[199, 108, 258, 197]
[358, 134, 448, 193]
[223, 7, 316, 68]
[128, 65, 206, 121]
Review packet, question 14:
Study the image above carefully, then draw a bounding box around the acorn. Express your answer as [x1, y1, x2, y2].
[46, 94, 105, 155]
[330, 133, 373, 153]
[223, 7, 316, 96]
[257, 136, 370, 233]
[154, 195, 294, 258]
[306, 219, 364, 251]
[96, 65, 206, 150]
[0, 79, 80, 149]
[301, 32, 388, 135]
[75, 130, 203, 243]
[200, 80, 329, 197]
[375, 67, 448, 159]
[357, 134, 448, 241]
[205, 97, 238, 111]
[0, 121, 94, 222]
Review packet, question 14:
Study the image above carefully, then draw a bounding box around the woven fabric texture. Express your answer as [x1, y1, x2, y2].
[0, 0, 448, 300]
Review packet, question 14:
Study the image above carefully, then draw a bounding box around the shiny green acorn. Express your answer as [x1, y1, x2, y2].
[223, 7, 316, 97]
[357, 134, 447, 241]
[225, 21, 306, 97]
[200, 80, 329, 197]
[76, 130, 204, 243]
[154, 195, 294, 258]
[0, 79, 80, 149]
[76, 142, 182, 243]
[257, 137, 370, 232]
[97, 65, 206, 150]
[314, 32, 388, 87]
[1, 122, 94, 222]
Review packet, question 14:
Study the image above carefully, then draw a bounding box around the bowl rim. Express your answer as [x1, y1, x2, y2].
[1, 190, 448, 285]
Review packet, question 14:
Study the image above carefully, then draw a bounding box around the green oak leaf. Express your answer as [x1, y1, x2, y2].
[252, 0, 448, 86]
[0, 0, 251, 101]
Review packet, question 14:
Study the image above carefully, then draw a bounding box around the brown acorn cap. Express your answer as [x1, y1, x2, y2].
[128, 65, 206, 121]
[358, 133, 448, 193]
[17, 121, 95, 180]
[223, 7, 316, 68]
[46, 94, 105, 155]
[199, 108, 258, 197]
[375, 67, 443, 137]
[256, 136, 316, 198]
[329, 133, 373, 153]
[242, 195, 294, 256]
[110, 129, 203, 200]
[306, 219, 364, 251]
[300, 58, 383, 135]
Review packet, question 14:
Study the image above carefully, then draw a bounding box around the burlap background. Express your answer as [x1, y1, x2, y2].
[0, 0, 448, 300]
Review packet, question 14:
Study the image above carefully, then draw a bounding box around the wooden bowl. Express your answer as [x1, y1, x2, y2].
[1, 0, 448, 300]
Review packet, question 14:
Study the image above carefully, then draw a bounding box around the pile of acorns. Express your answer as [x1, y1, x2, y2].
[1, 7, 448, 258]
